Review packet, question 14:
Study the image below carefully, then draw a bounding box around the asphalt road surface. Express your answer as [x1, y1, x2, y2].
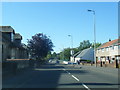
[2, 60, 119, 90]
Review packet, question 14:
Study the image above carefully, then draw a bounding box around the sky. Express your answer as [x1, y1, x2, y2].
[2, 2, 118, 53]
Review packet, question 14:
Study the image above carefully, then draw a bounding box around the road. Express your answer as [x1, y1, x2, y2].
[2, 60, 119, 90]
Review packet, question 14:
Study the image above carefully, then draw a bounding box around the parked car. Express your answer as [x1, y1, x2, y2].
[63, 61, 68, 64]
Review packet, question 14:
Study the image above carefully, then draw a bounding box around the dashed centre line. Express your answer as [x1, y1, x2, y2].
[82, 83, 91, 90]
[71, 75, 79, 81]
[68, 72, 71, 74]
[62, 68, 91, 90]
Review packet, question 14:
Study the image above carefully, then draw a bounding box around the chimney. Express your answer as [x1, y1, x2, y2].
[109, 38, 111, 42]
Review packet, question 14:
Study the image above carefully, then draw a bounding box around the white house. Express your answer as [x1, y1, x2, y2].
[96, 38, 120, 64]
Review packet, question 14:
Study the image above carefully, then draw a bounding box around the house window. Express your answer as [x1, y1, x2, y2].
[97, 49, 99, 53]
[11, 33, 14, 42]
[110, 46, 113, 50]
[106, 47, 109, 51]
[118, 45, 120, 49]
[98, 49, 101, 52]
[112, 46, 114, 50]
[102, 48, 104, 52]
[114, 45, 118, 50]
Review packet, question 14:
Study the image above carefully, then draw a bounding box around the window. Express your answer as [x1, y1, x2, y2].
[11, 33, 14, 42]
[106, 47, 109, 51]
[98, 49, 100, 52]
[97, 49, 99, 53]
[110, 46, 113, 50]
[114, 45, 118, 50]
[118, 45, 120, 49]
[102, 48, 104, 52]
[112, 46, 114, 50]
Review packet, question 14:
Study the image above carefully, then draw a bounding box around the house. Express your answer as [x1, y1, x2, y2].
[72, 50, 81, 63]
[1, 26, 15, 61]
[96, 38, 120, 66]
[74, 47, 94, 63]
[0, 26, 31, 70]
[0, 26, 29, 62]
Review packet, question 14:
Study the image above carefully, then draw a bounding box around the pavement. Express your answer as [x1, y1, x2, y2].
[79, 64, 118, 77]
[2, 61, 120, 90]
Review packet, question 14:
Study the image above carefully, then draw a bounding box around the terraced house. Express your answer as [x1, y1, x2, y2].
[96, 38, 120, 68]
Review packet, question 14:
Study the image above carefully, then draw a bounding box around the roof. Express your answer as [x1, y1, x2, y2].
[21, 43, 28, 49]
[0, 26, 15, 34]
[73, 51, 82, 57]
[98, 39, 120, 49]
[14, 33, 22, 40]
[75, 47, 94, 61]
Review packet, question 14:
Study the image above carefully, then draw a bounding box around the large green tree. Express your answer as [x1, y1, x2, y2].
[52, 52, 57, 58]
[46, 51, 52, 60]
[63, 48, 71, 60]
[92, 42, 102, 48]
[27, 33, 54, 60]
[78, 40, 92, 51]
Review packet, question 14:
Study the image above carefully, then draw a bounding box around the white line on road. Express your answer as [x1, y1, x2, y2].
[82, 83, 91, 90]
[63, 69, 66, 71]
[63, 69, 71, 74]
[62, 68, 90, 90]
[71, 75, 79, 81]
[68, 72, 71, 74]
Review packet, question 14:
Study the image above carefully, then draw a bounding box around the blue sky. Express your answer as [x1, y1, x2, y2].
[2, 2, 118, 53]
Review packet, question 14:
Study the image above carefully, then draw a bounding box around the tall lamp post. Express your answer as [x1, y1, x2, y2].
[68, 35, 74, 62]
[87, 9, 97, 67]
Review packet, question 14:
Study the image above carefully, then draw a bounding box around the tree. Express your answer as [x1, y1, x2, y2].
[63, 48, 71, 60]
[57, 48, 71, 61]
[78, 40, 92, 51]
[46, 51, 52, 60]
[52, 52, 57, 59]
[27, 33, 54, 60]
[73, 48, 79, 54]
[92, 42, 102, 48]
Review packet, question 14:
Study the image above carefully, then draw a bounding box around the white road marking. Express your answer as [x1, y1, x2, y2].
[62, 68, 90, 90]
[63, 69, 71, 74]
[82, 83, 91, 90]
[71, 75, 79, 81]
[63, 69, 65, 71]
[68, 72, 71, 74]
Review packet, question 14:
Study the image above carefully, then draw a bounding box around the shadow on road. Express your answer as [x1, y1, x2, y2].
[3, 63, 65, 88]
[4, 63, 118, 89]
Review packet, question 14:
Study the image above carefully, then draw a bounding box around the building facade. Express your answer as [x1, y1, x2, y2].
[0, 26, 29, 62]
[96, 39, 120, 67]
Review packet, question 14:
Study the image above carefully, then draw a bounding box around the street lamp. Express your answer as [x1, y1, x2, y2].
[68, 35, 74, 62]
[68, 35, 73, 49]
[87, 9, 97, 67]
